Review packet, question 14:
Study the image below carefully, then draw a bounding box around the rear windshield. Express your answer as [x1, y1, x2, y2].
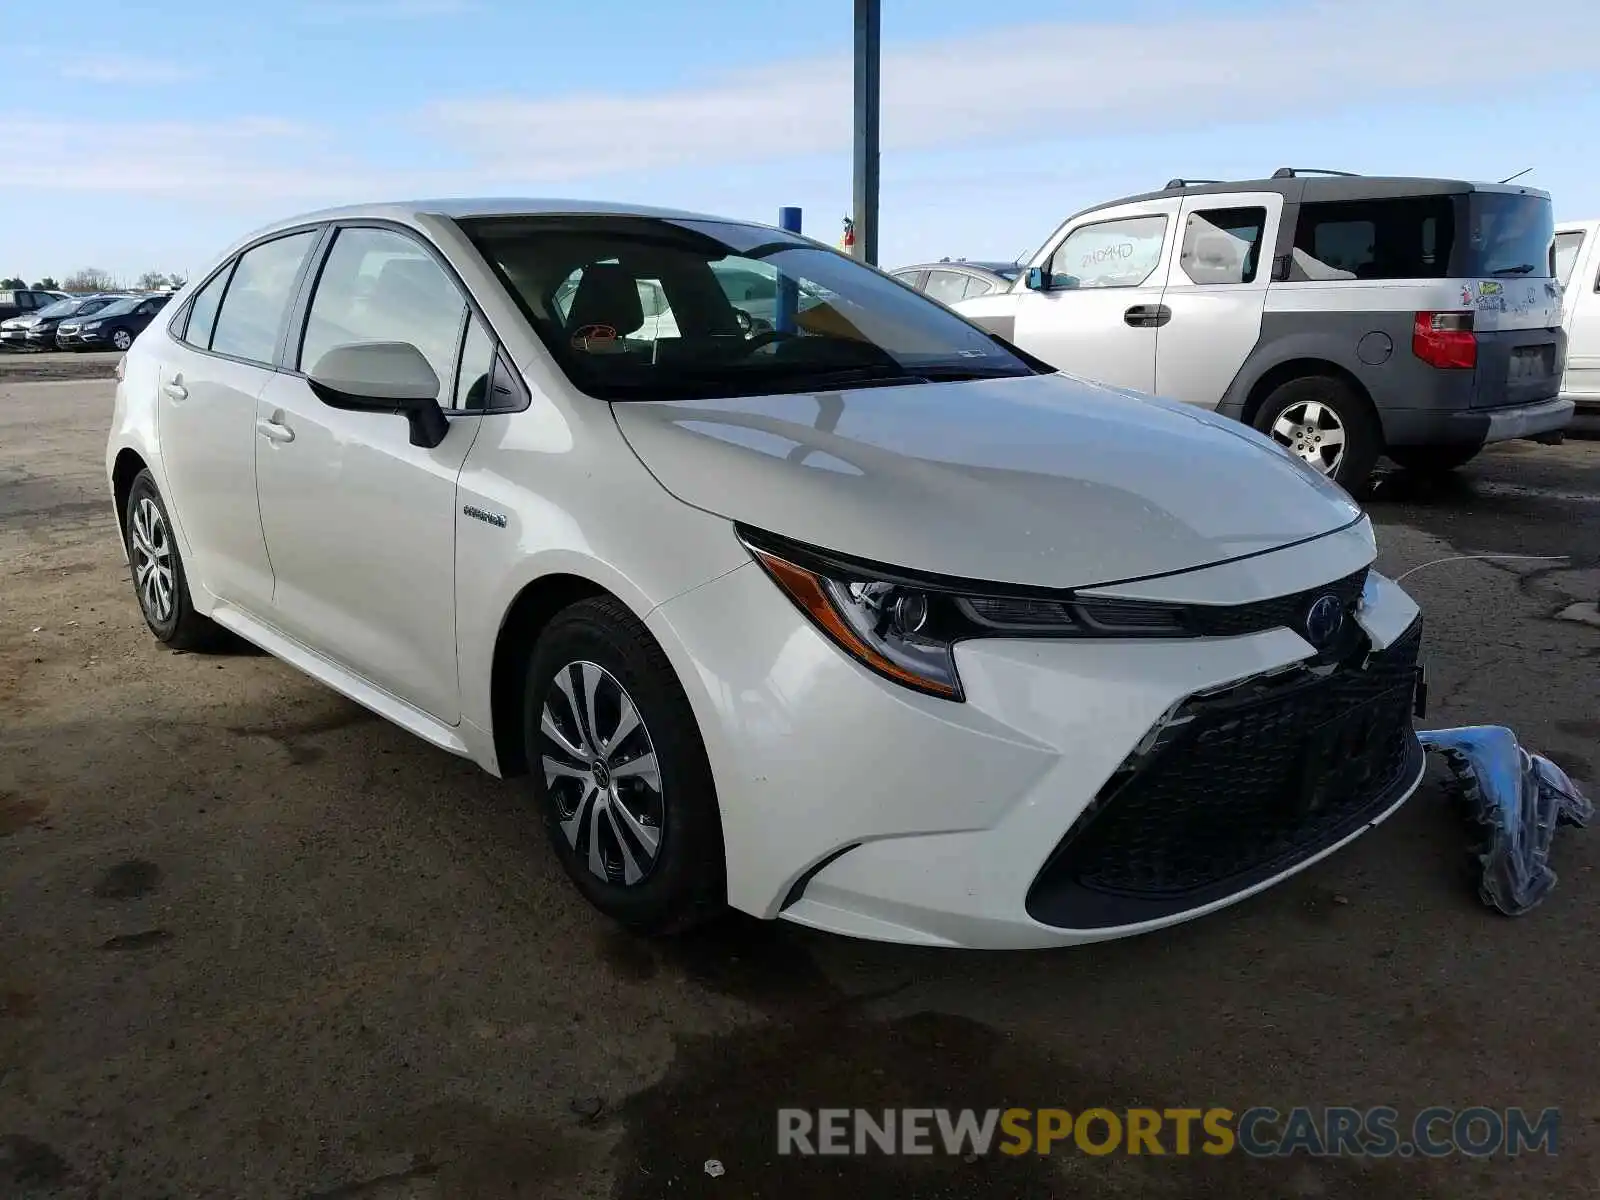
[459, 215, 1039, 402]
[1464, 192, 1556, 278]
[1290, 191, 1554, 281]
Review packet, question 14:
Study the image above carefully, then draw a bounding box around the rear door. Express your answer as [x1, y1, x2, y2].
[1154, 192, 1282, 406]
[156, 230, 321, 612]
[1004, 198, 1181, 392]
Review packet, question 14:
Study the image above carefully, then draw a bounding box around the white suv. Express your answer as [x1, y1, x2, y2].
[955, 170, 1572, 492]
[107, 199, 1426, 949]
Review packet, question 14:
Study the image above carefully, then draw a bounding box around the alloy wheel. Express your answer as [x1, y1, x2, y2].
[1267, 400, 1345, 475]
[112, 329, 133, 351]
[130, 497, 175, 625]
[540, 661, 664, 886]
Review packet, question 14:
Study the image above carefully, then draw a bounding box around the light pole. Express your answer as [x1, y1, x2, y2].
[852, 0, 880, 266]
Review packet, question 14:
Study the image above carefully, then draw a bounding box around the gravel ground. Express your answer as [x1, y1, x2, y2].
[2, 380, 1597, 1199]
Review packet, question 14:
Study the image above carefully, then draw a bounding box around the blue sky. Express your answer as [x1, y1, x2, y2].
[6, 0, 1600, 284]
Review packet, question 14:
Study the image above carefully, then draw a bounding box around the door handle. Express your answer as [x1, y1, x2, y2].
[255, 417, 295, 444]
[162, 380, 188, 401]
[1123, 304, 1172, 328]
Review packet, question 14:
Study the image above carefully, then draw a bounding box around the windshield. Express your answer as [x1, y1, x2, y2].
[1463, 192, 1556, 277]
[91, 299, 138, 318]
[36, 298, 79, 318]
[1554, 231, 1586, 288]
[459, 215, 1040, 402]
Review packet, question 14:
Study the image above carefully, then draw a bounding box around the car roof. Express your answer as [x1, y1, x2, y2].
[895, 261, 1015, 276]
[248, 197, 742, 239]
[1071, 172, 1549, 223]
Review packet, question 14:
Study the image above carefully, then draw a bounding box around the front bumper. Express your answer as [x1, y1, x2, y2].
[56, 329, 103, 348]
[649, 519, 1424, 949]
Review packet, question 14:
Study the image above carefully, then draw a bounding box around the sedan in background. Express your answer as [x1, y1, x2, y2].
[892, 260, 1021, 305]
[57, 294, 172, 352]
[0, 293, 131, 351]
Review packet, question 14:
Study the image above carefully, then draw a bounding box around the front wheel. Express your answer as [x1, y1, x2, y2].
[522, 596, 725, 934]
[1253, 376, 1381, 496]
[1386, 443, 1482, 474]
[111, 327, 134, 352]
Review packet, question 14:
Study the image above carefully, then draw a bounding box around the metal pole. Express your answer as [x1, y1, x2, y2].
[852, 0, 880, 266]
[776, 206, 802, 333]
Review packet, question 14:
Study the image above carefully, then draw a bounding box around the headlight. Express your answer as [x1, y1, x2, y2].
[83, 321, 103, 330]
[739, 527, 1190, 700]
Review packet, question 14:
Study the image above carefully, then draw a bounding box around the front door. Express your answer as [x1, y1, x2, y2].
[1153, 191, 1282, 407]
[1008, 198, 1181, 393]
[253, 224, 482, 723]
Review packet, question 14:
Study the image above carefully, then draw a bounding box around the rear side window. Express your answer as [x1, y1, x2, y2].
[210, 231, 318, 365]
[181, 270, 231, 347]
[1178, 207, 1266, 284]
[299, 226, 466, 388]
[1291, 198, 1453, 281]
[1554, 232, 1585, 288]
[923, 270, 970, 305]
[1048, 215, 1168, 289]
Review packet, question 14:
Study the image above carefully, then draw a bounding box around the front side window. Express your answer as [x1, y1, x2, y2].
[210, 231, 318, 364]
[300, 226, 467, 390]
[1178, 207, 1267, 284]
[1554, 232, 1585, 288]
[462, 214, 1037, 402]
[1047, 215, 1168, 289]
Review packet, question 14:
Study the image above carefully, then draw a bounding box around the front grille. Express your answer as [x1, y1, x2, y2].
[1184, 567, 1368, 638]
[1026, 619, 1423, 930]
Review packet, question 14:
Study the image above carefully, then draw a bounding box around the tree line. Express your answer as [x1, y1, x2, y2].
[1, 269, 187, 292]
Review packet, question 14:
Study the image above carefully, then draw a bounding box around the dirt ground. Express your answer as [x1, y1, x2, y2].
[2, 373, 1598, 1199]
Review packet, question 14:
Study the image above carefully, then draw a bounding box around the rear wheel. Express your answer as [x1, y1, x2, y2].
[522, 596, 725, 934]
[1253, 376, 1381, 496]
[1386, 443, 1482, 474]
[124, 471, 226, 651]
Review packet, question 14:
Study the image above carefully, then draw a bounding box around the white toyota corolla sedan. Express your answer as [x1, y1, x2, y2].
[105, 199, 1427, 949]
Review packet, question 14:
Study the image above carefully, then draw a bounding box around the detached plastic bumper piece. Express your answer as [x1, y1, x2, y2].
[1418, 725, 1593, 916]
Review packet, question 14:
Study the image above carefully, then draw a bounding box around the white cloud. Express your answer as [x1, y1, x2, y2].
[60, 56, 202, 85]
[432, 0, 1600, 181]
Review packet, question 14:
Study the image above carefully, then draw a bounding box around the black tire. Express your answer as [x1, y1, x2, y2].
[522, 595, 725, 934]
[1252, 375, 1382, 497]
[124, 470, 227, 651]
[1385, 443, 1482, 474]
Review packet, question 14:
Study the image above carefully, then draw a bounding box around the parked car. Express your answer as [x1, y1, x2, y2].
[954, 169, 1571, 492]
[0, 287, 66, 325]
[1553, 219, 1599, 433]
[57, 293, 172, 352]
[106, 198, 1426, 949]
[0, 292, 131, 350]
[892, 259, 1021, 305]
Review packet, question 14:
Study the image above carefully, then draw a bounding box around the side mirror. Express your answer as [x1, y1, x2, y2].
[1025, 266, 1049, 291]
[307, 341, 448, 449]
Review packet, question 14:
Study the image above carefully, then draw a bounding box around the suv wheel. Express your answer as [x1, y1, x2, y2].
[522, 596, 725, 934]
[124, 470, 226, 650]
[1386, 443, 1482, 474]
[1253, 376, 1380, 495]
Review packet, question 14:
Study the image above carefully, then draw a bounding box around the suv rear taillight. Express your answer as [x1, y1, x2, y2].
[1412, 311, 1477, 370]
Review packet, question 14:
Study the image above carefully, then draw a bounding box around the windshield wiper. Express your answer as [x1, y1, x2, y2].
[1492, 263, 1537, 275]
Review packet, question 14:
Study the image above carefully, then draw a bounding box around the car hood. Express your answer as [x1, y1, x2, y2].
[2, 316, 41, 329]
[611, 372, 1364, 589]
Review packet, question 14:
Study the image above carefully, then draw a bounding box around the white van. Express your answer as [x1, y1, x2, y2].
[1554, 219, 1600, 431]
[956, 169, 1572, 492]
